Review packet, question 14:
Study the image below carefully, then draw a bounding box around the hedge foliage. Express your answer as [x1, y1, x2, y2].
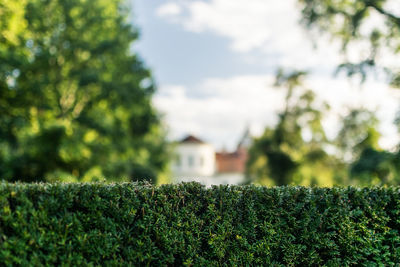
[1, 182, 400, 266]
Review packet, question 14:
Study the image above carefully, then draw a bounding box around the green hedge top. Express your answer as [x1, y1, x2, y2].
[1, 182, 400, 266]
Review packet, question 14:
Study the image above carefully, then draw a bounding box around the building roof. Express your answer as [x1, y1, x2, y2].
[216, 150, 247, 173]
[180, 135, 205, 144]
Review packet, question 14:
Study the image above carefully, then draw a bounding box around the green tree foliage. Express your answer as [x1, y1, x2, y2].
[337, 109, 400, 185]
[299, 0, 400, 86]
[246, 70, 338, 186]
[291, 0, 400, 186]
[351, 147, 400, 185]
[335, 108, 381, 162]
[0, 0, 168, 182]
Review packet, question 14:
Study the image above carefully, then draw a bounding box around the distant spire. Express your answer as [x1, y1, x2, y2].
[237, 125, 252, 149]
[221, 144, 227, 153]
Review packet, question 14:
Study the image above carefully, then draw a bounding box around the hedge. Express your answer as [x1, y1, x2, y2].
[1, 182, 400, 266]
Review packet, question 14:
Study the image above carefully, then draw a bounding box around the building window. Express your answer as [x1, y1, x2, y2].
[199, 156, 204, 166]
[188, 155, 194, 167]
[175, 155, 181, 167]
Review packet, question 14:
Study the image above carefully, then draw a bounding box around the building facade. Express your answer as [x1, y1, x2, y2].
[171, 135, 216, 182]
[172, 130, 250, 186]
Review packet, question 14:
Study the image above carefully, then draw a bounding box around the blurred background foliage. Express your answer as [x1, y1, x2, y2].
[246, 69, 400, 186]
[1, 0, 400, 186]
[246, 0, 400, 186]
[0, 0, 170, 183]
[299, 0, 400, 87]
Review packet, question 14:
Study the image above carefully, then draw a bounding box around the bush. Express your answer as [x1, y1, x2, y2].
[1, 182, 400, 265]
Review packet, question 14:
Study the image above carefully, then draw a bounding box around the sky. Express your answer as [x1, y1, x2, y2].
[131, 0, 400, 151]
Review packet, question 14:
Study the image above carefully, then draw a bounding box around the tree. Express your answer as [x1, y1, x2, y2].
[246, 70, 337, 186]
[299, 0, 400, 87]
[335, 108, 380, 161]
[297, 1, 400, 185]
[333, 108, 398, 185]
[350, 147, 400, 185]
[0, 0, 169, 182]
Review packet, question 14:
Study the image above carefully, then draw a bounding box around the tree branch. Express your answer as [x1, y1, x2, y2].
[366, 1, 400, 25]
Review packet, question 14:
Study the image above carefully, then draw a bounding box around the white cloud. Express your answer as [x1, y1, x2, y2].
[154, 75, 284, 149]
[152, 0, 400, 151]
[155, 0, 343, 69]
[154, 74, 400, 151]
[156, 2, 182, 17]
[183, 0, 281, 52]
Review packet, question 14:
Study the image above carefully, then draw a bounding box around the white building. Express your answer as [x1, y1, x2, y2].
[172, 132, 250, 186]
[171, 135, 216, 184]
